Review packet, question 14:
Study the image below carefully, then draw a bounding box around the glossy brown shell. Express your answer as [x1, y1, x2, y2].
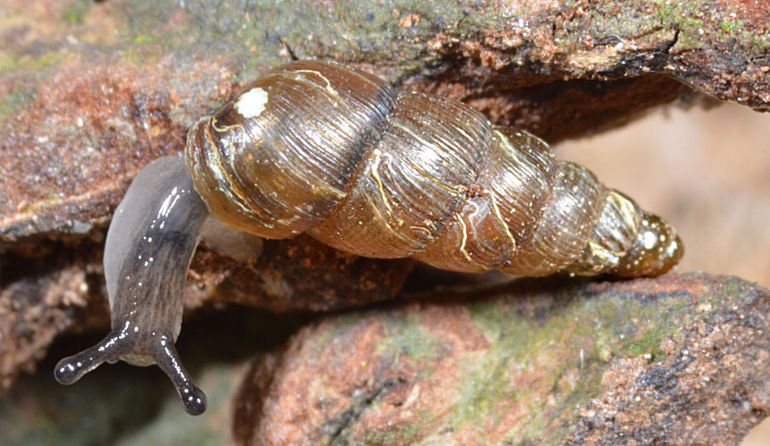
[185, 61, 683, 277]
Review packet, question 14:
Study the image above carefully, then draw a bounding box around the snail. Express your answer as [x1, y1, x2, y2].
[54, 60, 683, 415]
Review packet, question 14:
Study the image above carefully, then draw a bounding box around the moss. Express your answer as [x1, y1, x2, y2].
[133, 34, 156, 45]
[63, 0, 92, 25]
[718, 277, 757, 306]
[620, 326, 666, 359]
[467, 301, 508, 341]
[362, 420, 422, 445]
[107, 0, 501, 84]
[122, 44, 164, 66]
[653, 0, 709, 48]
[680, 17, 704, 31]
[377, 315, 442, 368]
[451, 353, 515, 429]
[0, 86, 35, 118]
[709, 13, 769, 54]
[455, 285, 709, 441]
[750, 34, 770, 51]
[0, 52, 61, 75]
[720, 20, 737, 34]
[455, 304, 544, 433]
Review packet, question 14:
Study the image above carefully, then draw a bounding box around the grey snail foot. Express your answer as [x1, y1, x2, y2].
[55, 156, 211, 415]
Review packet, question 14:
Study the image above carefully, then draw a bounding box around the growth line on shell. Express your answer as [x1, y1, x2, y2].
[455, 214, 474, 263]
[464, 201, 482, 242]
[393, 121, 467, 197]
[288, 69, 340, 100]
[410, 225, 432, 239]
[202, 122, 257, 218]
[487, 190, 517, 253]
[370, 149, 403, 226]
[210, 116, 245, 133]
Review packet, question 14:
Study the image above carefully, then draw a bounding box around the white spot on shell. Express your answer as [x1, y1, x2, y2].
[235, 87, 269, 118]
[642, 230, 657, 250]
[666, 240, 679, 256]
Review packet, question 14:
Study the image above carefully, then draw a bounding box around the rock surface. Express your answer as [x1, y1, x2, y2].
[1, 273, 766, 445]
[2, 0, 768, 241]
[0, 236, 411, 390]
[0, 306, 306, 446]
[1, 0, 768, 389]
[0, 0, 768, 440]
[236, 273, 770, 446]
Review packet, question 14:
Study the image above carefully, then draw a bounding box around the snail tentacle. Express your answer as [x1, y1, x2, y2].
[151, 330, 207, 416]
[54, 327, 132, 384]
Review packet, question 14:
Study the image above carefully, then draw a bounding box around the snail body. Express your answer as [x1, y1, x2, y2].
[55, 61, 683, 415]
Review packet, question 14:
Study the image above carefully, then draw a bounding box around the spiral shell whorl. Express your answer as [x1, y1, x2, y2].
[309, 91, 490, 258]
[186, 61, 682, 278]
[186, 61, 397, 238]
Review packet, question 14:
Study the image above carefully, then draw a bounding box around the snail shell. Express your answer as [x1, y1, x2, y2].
[188, 60, 682, 277]
[54, 60, 683, 415]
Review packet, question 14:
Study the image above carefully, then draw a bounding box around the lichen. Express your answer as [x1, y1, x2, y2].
[362, 419, 423, 445]
[377, 314, 443, 368]
[446, 282, 712, 441]
[0, 52, 62, 76]
[0, 86, 35, 118]
[63, 0, 92, 25]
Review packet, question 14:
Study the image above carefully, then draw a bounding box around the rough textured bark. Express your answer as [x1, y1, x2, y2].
[236, 273, 770, 446]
